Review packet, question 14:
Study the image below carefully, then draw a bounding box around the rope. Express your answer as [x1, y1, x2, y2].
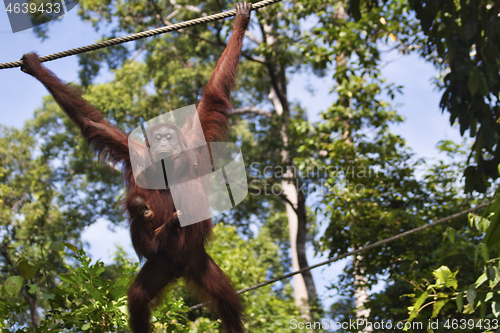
[190, 201, 491, 310]
[0, 0, 281, 70]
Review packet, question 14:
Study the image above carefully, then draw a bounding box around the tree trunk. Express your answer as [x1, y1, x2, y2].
[354, 254, 371, 332]
[297, 181, 318, 304]
[260, 14, 318, 317]
[282, 176, 310, 313]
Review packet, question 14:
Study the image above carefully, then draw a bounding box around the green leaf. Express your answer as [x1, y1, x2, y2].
[96, 266, 106, 276]
[466, 67, 489, 97]
[485, 291, 494, 302]
[82, 323, 91, 330]
[58, 274, 75, 284]
[477, 70, 489, 95]
[470, 214, 490, 233]
[468, 68, 479, 95]
[491, 267, 500, 288]
[481, 243, 490, 263]
[41, 292, 55, 301]
[475, 273, 487, 288]
[432, 299, 447, 318]
[493, 302, 500, 318]
[63, 242, 79, 253]
[409, 290, 429, 322]
[4, 276, 24, 296]
[17, 259, 33, 277]
[457, 291, 464, 312]
[433, 266, 458, 289]
[467, 288, 477, 305]
[482, 218, 490, 234]
[487, 266, 496, 281]
[444, 227, 456, 243]
[27, 283, 40, 294]
[469, 213, 475, 228]
[448, 228, 456, 243]
[25, 265, 40, 280]
[485, 201, 500, 248]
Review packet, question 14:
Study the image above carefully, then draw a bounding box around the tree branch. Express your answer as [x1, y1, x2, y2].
[245, 31, 262, 45]
[150, 0, 265, 64]
[231, 107, 272, 117]
[279, 193, 298, 214]
[242, 53, 267, 64]
[247, 185, 298, 214]
[11, 194, 27, 213]
[168, 0, 202, 14]
[149, 0, 217, 46]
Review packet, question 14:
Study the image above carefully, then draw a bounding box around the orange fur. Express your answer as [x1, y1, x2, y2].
[21, 3, 251, 332]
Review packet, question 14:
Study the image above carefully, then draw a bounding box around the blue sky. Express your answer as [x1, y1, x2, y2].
[0, 4, 464, 313]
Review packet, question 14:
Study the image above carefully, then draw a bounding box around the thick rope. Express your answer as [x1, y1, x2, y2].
[0, 0, 281, 70]
[190, 201, 491, 310]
